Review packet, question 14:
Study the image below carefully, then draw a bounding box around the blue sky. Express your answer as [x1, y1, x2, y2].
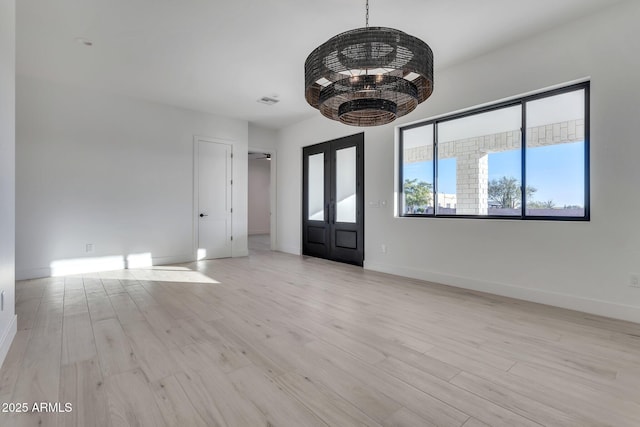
[403, 141, 585, 207]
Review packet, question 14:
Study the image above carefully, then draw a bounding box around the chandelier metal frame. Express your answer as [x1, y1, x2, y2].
[304, 1, 434, 126]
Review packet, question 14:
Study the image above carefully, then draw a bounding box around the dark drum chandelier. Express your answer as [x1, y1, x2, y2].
[304, 0, 433, 127]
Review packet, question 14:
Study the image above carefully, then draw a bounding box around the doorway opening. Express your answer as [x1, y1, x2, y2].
[248, 149, 276, 252]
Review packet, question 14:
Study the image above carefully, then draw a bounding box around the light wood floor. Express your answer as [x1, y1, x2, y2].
[1, 242, 640, 426]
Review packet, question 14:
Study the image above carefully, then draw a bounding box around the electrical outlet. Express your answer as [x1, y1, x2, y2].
[381, 244, 387, 254]
[86, 243, 94, 254]
[630, 274, 640, 288]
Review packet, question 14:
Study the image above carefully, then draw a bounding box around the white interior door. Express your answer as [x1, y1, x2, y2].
[197, 140, 232, 259]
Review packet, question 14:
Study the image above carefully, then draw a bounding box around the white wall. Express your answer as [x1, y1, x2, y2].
[248, 123, 277, 151]
[0, 0, 16, 367]
[276, 0, 640, 323]
[16, 76, 249, 279]
[248, 159, 271, 235]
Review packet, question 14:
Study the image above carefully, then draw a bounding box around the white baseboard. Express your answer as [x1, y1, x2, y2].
[248, 230, 270, 235]
[277, 244, 300, 256]
[364, 261, 640, 324]
[0, 315, 17, 369]
[151, 254, 194, 266]
[16, 267, 50, 280]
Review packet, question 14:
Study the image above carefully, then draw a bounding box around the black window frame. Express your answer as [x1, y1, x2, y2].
[398, 82, 590, 221]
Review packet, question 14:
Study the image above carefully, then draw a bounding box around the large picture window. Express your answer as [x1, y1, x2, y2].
[399, 82, 589, 220]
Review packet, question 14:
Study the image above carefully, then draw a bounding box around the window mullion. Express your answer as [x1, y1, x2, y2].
[521, 101, 527, 219]
[433, 122, 438, 216]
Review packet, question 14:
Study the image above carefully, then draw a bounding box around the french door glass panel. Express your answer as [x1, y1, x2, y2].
[308, 153, 325, 220]
[336, 146, 356, 223]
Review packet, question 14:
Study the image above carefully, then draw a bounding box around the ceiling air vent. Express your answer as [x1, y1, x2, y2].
[257, 96, 280, 106]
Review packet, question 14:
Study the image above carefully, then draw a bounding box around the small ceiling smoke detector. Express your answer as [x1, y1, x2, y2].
[257, 96, 279, 106]
[75, 37, 93, 47]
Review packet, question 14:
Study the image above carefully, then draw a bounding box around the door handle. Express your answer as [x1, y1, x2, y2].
[325, 204, 330, 223]
[331, 202, 336, 224]
[200, 213, 208, 217]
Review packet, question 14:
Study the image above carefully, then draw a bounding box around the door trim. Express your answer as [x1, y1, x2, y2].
[193, 135, 234, 261]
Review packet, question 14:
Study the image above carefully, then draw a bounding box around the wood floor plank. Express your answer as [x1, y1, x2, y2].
[0, 330, 30, 401]
[228, 365, 329, 427]
[173, 371, 232, 427]
[58, 358, 109, 427]
[274, 371, 384, 427]
[462, 418, 492, 427]
[170, 339, 251, 376]
[175, 317, 252, 371]
[86, 293, 116, 322]
[208, 317, 299, 377]
[118, 319, 178, 382]
[450, 371, 582, 426]
[307, 339, 471, 427]
[125, 285, 158, 309]
[2, 241, 639, 426]
[139, 283, 198, 320]
[15, 280, 45, 303]
[383, 407, 440, 427]
[64, 277, 85, 292]
[374, 356, 539, 427]
[61, 312, 97, 365]
[326, 318, 461, 381]
[177, 365, 267, 427]
[305, 321, 387, 365]
[101, 279, 127, 296]
[12, 302, 63, 404]
[15, 296, 40, 331]
[108, 293, 145, 324]
[92, 318, 138, 377]
[454, 359, 632, 426]
[63, 289, 88, 317]
[139, 304, 195, 349]
[507, 362, 640, 426]
[150, 375, 209, 427]
[270, 336, 404, 423]
[105, 369, 166, 427]
[82, 277, 106, 295]
[40, 280, 65, 303]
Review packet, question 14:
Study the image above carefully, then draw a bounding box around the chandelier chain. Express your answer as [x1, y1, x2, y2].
[365, 0, 369, 28]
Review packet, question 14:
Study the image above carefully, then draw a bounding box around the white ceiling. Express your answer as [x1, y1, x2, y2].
[17, 0, 622, 129]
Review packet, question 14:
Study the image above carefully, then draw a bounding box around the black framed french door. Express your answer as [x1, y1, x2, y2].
[302, 133, 364, 266]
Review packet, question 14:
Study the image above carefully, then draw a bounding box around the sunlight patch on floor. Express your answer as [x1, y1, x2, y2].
[50, 252, 219, 284]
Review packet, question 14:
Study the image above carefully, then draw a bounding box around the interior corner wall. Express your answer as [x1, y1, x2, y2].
[0, 0, 17, 367]
[16, 76, 249, 279]
[276, 0, 640, 323]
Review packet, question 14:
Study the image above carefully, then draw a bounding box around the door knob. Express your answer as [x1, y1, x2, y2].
[200, 213, 208, 217]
